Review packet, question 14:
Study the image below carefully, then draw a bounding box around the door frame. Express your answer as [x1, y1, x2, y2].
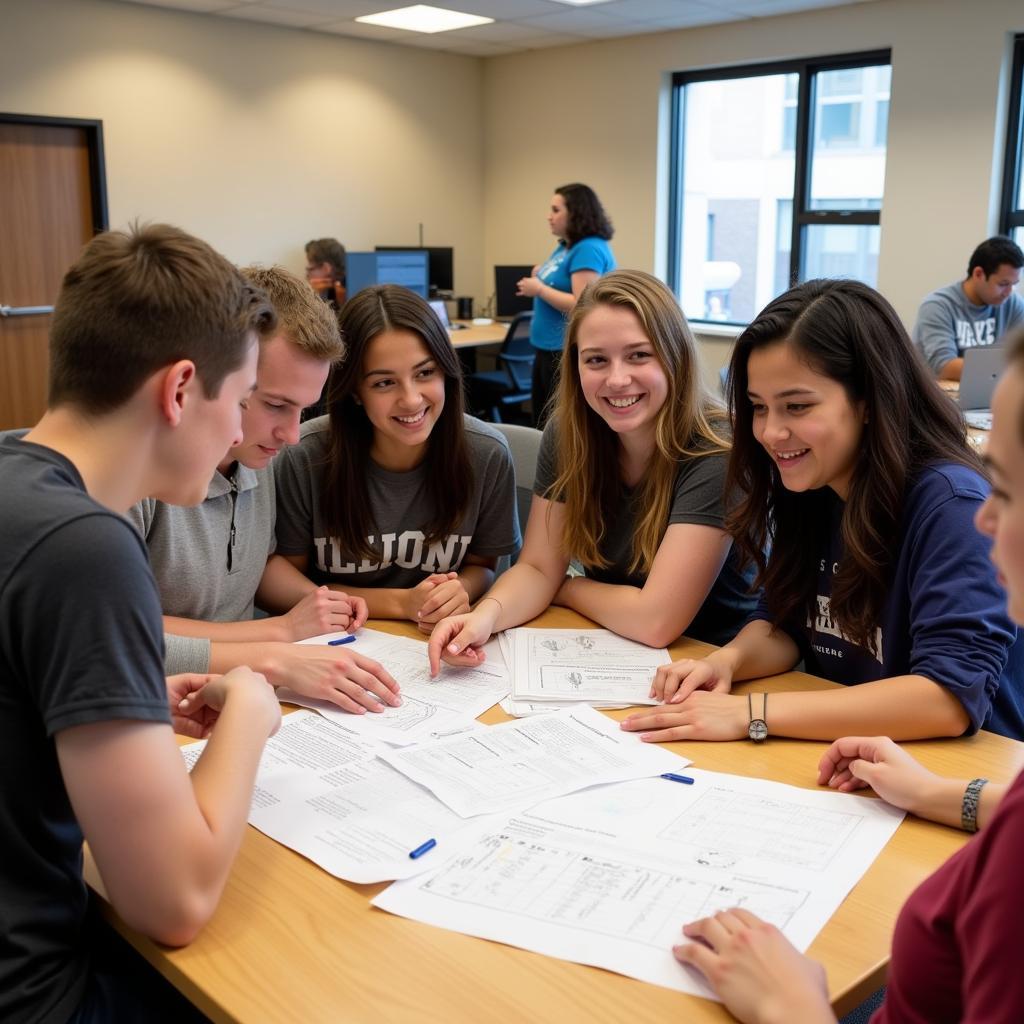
[0, 112, 109, 233]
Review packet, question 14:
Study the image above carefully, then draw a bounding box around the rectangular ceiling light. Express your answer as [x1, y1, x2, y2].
[548, 0, 615, 5]
[356, 5, 494, 33]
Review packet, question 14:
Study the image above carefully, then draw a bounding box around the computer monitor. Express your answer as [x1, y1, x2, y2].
[347, 250, 429, 299]
[494, 265, 534, 318]
[375, 246, 453, 296]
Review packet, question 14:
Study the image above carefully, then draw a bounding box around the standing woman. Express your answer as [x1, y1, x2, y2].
[428, 269, 755, 674]
[273, 285, 520, 632]
[625, 278, 1024, 743]
[517, 183, 616, 427]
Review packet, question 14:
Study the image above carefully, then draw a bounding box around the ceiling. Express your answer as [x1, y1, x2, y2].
[119, 0, 876, 57]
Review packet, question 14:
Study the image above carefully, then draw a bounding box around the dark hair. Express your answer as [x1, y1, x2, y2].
[967, 236, 1024, 277]
[321, 285, 471, 560]
[555, 183, 614, 248]
[306, 238, 347, 280]
[50, 223, 276, 414]
[726, 278, 983, 651]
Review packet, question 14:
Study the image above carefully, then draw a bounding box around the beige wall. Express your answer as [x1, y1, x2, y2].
[0, 0, 487, 294]
[483, 0, 1023, 336]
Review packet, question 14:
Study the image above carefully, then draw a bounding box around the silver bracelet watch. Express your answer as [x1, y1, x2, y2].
[961, 777, 988, 833]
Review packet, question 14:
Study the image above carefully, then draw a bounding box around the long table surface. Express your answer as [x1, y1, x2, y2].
[85, 608, 1024, 1022]
[448, 319, 508, 348]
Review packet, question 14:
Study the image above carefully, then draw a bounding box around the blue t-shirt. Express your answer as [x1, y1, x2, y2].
[751, 464, 1024, 740]
[530, 236, 616, 352]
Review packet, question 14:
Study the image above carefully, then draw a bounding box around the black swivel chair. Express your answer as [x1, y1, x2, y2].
[467, 312, 534, 424]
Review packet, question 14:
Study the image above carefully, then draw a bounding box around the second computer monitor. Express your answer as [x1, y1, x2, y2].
[375, 246, 453, 296]
[494, 265, 534, 319]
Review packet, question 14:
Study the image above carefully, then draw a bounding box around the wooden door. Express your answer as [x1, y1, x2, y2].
[0, 118, 105, 430]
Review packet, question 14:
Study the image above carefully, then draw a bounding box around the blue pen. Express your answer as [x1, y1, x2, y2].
[409, 838, 437, 859]
[661, 772, 695, 785]
[328, 634, 356, 646]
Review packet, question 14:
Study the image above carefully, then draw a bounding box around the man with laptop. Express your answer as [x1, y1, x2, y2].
[914, 236, 1024, 381]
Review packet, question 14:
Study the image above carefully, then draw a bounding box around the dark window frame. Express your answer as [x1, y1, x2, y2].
[999, 34, 1024, 240]
[667, 49, 891, 326]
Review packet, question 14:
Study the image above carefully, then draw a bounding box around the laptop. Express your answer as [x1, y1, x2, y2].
[958, 345, 1004, 430]
[428, 298, 463, 331]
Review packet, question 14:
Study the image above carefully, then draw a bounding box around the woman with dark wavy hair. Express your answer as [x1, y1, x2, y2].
[623, 278, 1024, 743]
[516, 183, 616, 427]
[274, 285, 520, 636]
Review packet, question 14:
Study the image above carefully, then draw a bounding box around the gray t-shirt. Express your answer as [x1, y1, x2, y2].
[533, 420, 755, 646]
[913, 281, 1024, 373]
[274, 414, 520, 588]
[126, 463, 276, 673]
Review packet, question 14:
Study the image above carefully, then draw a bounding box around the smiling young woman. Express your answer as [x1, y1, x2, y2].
[623, 278, 1024, 744]
[427, 269, 756, 675]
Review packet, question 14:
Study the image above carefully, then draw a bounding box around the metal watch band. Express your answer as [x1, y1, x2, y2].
[747, 692, 768, 742]
[961, 777, 988, 833]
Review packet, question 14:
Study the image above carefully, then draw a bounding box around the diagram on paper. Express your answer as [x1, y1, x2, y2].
[419, 831, 808, 945]
[658, 788, 864, 871]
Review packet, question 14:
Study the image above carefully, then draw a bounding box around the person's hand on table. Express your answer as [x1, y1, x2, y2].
[674, 908, 834, 1024]
[411, 572, 471, 634]
[174, 666, 281, 738]
[279, 585, 368, 641]
[268, 645, 401, 715]
[650, 654, 734, 703]
[620, 691, 748, 742]
[817, 735, 942, 809]
[427, 604, 499, 675]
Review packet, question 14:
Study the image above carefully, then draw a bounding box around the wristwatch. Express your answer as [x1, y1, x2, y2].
[747, 692, 768, 742]
[961, 777, 988, 833]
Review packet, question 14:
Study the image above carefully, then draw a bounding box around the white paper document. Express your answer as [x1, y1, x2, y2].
[379, 704, 689, 818]
[373, 769, 905, 998]
[282, 629, 508, 745]
[500, 628, 670, 711]
[181, 710, 491, 883]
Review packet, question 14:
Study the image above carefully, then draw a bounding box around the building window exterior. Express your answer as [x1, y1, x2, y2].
[668, 51, 890, 326]
[1001, 34, 1024, 251]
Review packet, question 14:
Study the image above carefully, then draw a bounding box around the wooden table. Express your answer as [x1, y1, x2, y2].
[448, 319, 508, 349]
[85, 609, 1024, 1023]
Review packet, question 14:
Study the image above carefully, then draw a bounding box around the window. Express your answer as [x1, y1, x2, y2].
[1001, 34, 1024, 250]
[668, 51, 891, 326]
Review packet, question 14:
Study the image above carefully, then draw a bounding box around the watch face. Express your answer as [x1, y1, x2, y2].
[748, 719, 768, 742]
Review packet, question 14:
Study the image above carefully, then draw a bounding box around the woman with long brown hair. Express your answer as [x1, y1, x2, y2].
[427, 269, 755, 674]
[274, 285, 519, 633]
[624, 278, 1024, 743]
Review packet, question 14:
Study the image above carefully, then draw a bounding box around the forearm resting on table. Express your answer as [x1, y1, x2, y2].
[324, 583, 409, 620]
[459, 562, 495, 602]
[710, 620, 801, 680]
[475, 560, 563, 631]
[164, 614, 291, 645]
[557, 577, 700, 648]
[764, 675, 970, 741]
[906, 774, 1008, 831]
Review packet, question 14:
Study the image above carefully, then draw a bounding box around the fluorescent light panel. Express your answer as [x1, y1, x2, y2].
[547, 0, 616, 6]
[355, 5, 493, 33]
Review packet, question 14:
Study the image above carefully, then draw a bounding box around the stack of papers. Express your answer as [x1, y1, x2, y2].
[498, 627, 671, 716]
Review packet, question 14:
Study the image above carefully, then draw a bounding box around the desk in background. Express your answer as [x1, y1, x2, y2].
[85, 609, 1024, 1023]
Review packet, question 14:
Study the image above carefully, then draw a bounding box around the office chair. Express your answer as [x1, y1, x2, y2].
[468, 312, 534, 423]
[491, 422, 542, 573]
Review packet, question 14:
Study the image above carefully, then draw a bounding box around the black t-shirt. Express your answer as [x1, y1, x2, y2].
[533, 421, 756, 646]
[0, 438, 169, 1024]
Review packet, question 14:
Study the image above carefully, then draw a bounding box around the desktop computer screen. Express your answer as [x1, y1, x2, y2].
[376, 246, 453, 296]
[347, 251, 429, 299]
[494, 265, 534, 318]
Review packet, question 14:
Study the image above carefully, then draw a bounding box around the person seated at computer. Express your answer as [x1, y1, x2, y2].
[516, 183, 616, 427]
[274, 285, 520, 631]
[914, 236, 1024, 381]
[672, 328, 1024, 1024]
[623, 279, 1024, 744]
[305, 237, 347, 308]
[427, 269, 756, 674]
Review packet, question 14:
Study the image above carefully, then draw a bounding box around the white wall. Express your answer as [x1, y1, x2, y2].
[0, 0, 487, 294]
[482, 0, 1023, 333]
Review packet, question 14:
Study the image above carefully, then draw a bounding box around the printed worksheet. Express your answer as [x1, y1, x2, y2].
[180, 710, 491, 883]
[373, 769, 905, 998]
[379, 704, 688, 817]
[506, 628, 669, 705]
[283, 629, 508, 745]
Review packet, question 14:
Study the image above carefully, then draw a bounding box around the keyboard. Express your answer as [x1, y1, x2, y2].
[964, 411, 992, 431]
